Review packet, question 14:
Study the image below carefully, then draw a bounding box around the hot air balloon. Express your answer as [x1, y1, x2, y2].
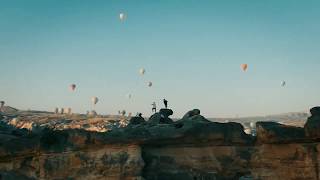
[250, 122, 256, 129]
[91, 97, 98, 105]
[139, 68, 145, 75]
[119, 13, 126, 21]
[69, 84, 76, 91]
[241, 64, 248, 72]
[147, 81, 152, 87]
[281, 81, 286, 87]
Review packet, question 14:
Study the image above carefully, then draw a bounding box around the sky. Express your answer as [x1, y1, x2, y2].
[0, 0, 320, 118]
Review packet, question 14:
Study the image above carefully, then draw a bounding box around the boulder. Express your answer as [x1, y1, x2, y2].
[179, 119, 251, 145]
[177, 109, 207, 125]
[140, 114, 253, 146]
[159, 109, 173, 117]
[128, 116, 146, 126]
[256, 121, 305, 144]
[147, 109, 174, 125]
[304, 107, 320, 139]
[182, 109, 200, 119]
[148, 113, 173, 124]
[310, 106, 320, 116]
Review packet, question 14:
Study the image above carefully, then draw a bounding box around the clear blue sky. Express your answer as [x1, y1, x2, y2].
[1, 0, 320, 118]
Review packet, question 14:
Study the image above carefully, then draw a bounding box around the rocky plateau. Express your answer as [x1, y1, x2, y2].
[0, 107, 319, 180]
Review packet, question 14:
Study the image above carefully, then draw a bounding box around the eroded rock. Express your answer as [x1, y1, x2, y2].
[182, 109, 200, 119]
[148, 109, 174, 125]
[0, 108, 319, 180]
[143, 145, 253, 180]
[128, 116, 146, 126]
[159, 108, 173, 117]
[304, 106, 320, 139]
[310, 106, 320, 116]
[256, 121, 305, 144]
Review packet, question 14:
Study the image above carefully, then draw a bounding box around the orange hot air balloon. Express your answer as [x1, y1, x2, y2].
[241, 64, 248, 72]
[70, 84, 76, 91]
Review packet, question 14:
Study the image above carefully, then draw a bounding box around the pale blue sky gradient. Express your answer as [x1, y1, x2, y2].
[1, 0, 320, 117]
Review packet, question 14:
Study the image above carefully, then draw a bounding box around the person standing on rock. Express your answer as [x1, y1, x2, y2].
[151, 102, 157, 113]
[163, 99, 168, 109]
[0, 101, 4, 112]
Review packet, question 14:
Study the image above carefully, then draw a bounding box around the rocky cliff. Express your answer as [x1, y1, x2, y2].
[0, 108, 319, 180]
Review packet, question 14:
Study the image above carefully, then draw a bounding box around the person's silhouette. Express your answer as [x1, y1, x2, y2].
[163, 99, 168, 109]
[0, 101, 4, 112]
[151, 102, 156, 113]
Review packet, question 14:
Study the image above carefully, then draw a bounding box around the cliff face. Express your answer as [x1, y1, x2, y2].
[250, 143, 319, 180]
[0, 108, 320, 180]
[0, 144, 143, 180]
[141, 115, 320, 180]
[143, 145, 320, 180]
[0, 123, 145, 180]
[143, 145, 253, 179]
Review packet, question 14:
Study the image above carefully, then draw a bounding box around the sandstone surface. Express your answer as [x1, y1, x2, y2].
[0, 108, 319, 180]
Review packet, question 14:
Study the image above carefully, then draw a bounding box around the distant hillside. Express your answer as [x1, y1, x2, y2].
[1, 106, 310, 128]
[209, 112, 309, 127]
[0, 106, 19, 114]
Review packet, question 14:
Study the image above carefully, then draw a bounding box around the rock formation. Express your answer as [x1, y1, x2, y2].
[147, 108, 174, 124]
[0, 106, 18, 115]
[256, 121, 305, 144]
[0, 107, 320, 180]
[182, 108, 201, 119]
[128, 116, 146, 126]
[305, 106, 320, 139]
